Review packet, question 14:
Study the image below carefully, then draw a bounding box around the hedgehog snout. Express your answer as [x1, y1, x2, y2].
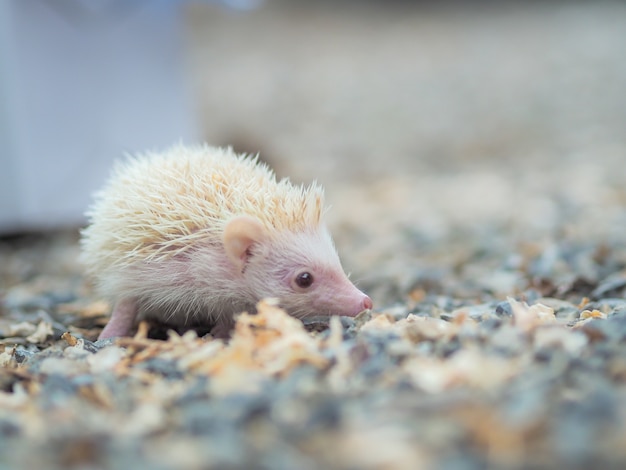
[325, 281, 373, 318]
[348, 291, 373, 317]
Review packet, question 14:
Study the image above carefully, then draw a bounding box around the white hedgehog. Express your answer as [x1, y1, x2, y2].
[81, 144, 372, 339]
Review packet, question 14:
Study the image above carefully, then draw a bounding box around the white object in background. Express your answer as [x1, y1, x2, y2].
[0, 0, 199, 234]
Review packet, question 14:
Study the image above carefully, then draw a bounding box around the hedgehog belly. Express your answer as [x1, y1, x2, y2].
[135, 296, 253, 332]
[99, 244, 254, 333]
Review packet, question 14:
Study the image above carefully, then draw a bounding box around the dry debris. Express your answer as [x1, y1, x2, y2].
[2, 265, 626, 469]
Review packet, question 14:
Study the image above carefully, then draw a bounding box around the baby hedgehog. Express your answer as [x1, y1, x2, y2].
[81, 144, 372, 339]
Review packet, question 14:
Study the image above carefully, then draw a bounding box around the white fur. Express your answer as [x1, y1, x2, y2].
[80, 144, 324, 275]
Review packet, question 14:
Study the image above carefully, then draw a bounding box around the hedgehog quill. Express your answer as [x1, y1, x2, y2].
[80, 144, 372, 339]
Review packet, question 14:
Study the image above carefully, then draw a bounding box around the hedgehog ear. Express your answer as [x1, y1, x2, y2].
[223, 216, 267, 271]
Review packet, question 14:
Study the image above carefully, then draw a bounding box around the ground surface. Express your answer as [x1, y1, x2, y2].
[2, 1, 626, 469]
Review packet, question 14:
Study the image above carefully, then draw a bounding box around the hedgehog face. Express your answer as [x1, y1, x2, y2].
[244, 228, 372, 318]
[223, 215, 371, 318]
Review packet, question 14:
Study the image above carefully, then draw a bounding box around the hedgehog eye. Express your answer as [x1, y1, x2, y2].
[294, 271, 314, 289]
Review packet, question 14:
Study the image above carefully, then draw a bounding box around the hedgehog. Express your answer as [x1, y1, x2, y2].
[80, 144, 372, 339]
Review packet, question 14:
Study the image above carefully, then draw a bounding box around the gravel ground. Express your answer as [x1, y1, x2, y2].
[3, 2, 626, 469]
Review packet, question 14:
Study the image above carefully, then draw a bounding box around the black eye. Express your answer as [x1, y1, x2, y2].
[295, 271, 314, 289]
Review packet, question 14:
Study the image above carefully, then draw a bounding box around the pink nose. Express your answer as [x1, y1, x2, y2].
[362, 295, 373, 310]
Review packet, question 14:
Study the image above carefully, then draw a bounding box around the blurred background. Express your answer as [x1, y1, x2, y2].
[2, 0, 626, 305]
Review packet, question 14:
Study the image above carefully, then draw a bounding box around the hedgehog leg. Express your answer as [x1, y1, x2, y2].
[98, 298, 138, 339]
[210, 317, 235, 340]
